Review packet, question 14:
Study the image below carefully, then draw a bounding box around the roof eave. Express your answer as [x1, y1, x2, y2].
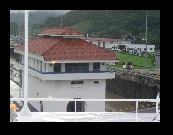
[38, 34, 84, 37]
[43, 60, 119, 63]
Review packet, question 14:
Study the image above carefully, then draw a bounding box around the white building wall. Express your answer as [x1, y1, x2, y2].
[46, 63, 49, 72]
[126, 44, 155, 53]
[110, 43, 155, 53]
[104, 42, 110, 49]
[30, 57, 33, 68]
[116, 40, 131, 44]
[100, 62, 106, 71]
[47, 63, 53, 72]
[37, 59, 39, 70]
[90, 41, 99, 46]
[33, 58, 36, 70]
[37, 60, 40, 71]
[61, 63, 65, 72]
[22, 55, 24, 63]
[42, 61, 44, 72]
[34, 58, 36, 70]
[39, 60, 41, 72]
[28, 75, 106, 112]
[89, 62, 93, 71]
[99, 41, 103, 47]
[87, 40, 132, 49]
[44, 63, 47, 71]
[28, 57, 31, 67]
[21, 70, 24, 97]
[19, 57, 110, 112]
[106, 43, 113, 49]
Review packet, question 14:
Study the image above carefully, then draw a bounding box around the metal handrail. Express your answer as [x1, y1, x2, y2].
[10, 98, 160, 122]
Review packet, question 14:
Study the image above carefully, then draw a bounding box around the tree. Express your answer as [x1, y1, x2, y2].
[10, 22, 18, 36]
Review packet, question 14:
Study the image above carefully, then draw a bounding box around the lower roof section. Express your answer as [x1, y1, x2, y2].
[15, 38, 118, 61]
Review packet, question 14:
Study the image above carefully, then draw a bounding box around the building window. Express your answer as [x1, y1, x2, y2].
[71, 80, 84, 84]
[129, 48, 133, 50]
[103, 42, 105, 48]
[98, 41, 100, 47]
[19, 69, 22, 84]
[65, 63, 89, 72]
[93, 62, 100, 71]
[150, 48, 152, 50]
[34, 59, 35, 68]
[54, 63, 61, 72]
[110, 41, 113, 44]
[94, 81, 99, 84]
[44, 63, 46, 71]
[40, 61, 42, 72]
[144, 48, 146, 50]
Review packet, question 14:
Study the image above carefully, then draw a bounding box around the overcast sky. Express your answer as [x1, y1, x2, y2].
[10, 10, 71, 15]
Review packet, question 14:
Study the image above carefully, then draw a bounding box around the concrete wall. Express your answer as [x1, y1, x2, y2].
[106, 73, 160, 99]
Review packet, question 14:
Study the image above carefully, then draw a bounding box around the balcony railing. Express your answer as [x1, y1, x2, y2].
[10, 97, 160, 122]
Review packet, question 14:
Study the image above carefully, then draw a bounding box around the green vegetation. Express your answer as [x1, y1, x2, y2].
[71, 21, 93, 34]
[43, 10, 160, 49]
[10, 10, 160, 49]
[10, 22, 18, 36]
[10, 11, 59, 36]
[110, 51, 157, 69]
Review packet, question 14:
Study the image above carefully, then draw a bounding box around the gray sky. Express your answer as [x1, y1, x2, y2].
[10, 10, 71, 15]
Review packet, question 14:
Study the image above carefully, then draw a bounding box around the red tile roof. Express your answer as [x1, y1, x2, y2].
[15, 38, 118, 61]
[39, 27, 84, 36]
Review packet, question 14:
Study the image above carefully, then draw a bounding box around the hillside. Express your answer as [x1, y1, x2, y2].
[43, 10, 160, 48]
[10, 10, 160, 49]
[10, 11, 60, 36]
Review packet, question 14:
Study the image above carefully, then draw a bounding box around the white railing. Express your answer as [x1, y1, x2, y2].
[10, 98, 160, 122]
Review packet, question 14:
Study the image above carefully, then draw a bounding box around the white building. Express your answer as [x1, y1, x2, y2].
[82, 37, 123, 50]
[112, 43, 155, 54]
[14, 27, 119, 112]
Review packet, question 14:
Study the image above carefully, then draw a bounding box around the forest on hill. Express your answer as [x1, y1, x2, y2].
[10, 10, 160, 49]
[10, 11, 59, 35]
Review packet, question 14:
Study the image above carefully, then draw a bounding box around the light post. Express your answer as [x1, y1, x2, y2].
[18, 10, 31, 119]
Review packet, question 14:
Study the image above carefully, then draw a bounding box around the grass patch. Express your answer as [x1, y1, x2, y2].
[110, 51, 157, 69]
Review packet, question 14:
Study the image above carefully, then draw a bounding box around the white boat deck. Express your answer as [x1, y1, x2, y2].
[13, 112, 160, 122]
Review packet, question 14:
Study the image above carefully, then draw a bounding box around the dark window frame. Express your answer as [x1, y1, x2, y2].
[54, 63, 61, 72]
[93, 62, 100, 71]
[103, 42, 105, 48]
[71, 80, 84, 85]
[98, 41, 100, 47]
[94, 81, 99, 84]
[65, 63, 89, 73]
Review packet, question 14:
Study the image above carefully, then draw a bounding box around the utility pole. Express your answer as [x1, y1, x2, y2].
[145, 10, 148, 72]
